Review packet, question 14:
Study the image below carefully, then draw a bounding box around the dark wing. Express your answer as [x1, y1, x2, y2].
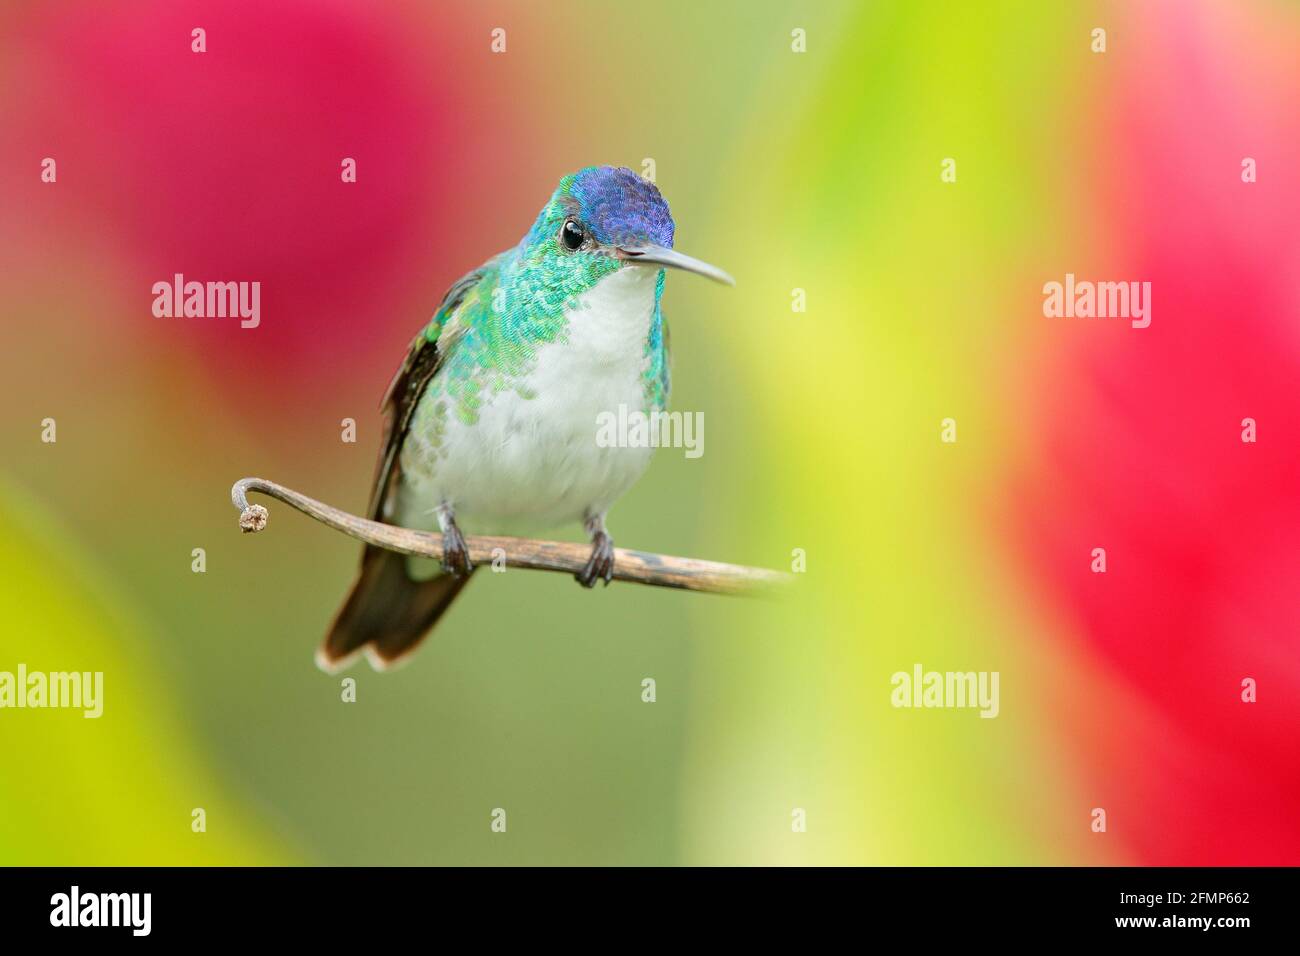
[318, 266, 488, 672]
[365, 267, 484, 520]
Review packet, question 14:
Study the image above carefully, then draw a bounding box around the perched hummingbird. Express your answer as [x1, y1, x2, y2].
[319, 166, 733, 671]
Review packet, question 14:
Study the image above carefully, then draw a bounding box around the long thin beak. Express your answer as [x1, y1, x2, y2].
[616, 243, 735, 286]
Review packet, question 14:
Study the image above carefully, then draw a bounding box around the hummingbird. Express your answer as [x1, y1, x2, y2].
[319, 166, 733, 672]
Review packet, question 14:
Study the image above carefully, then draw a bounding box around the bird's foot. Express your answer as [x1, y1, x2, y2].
[440, 515, 473, 577]
[576, 530, 615, 588]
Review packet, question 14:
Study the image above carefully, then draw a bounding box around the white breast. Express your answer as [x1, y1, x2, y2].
[399, 265, 661, 536]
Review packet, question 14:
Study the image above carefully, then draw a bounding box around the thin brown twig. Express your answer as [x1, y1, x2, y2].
[230, 477, 793, 596]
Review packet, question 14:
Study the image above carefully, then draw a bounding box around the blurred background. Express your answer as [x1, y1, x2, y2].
[1, 0, 1297, 865]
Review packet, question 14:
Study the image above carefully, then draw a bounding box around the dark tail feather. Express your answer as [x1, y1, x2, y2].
[318, 546, 473, 672]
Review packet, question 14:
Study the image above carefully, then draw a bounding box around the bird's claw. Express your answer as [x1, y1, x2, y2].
[576, 532, 615, 588]
[441, 521, 474, 577]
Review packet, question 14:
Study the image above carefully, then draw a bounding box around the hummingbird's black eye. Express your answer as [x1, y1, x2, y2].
[560, 218, 585, 251]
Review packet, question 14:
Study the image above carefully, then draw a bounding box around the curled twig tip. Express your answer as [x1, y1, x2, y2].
[239, 504, 269, 533]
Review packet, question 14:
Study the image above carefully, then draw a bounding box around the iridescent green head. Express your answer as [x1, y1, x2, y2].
[518, 166, 734, 295]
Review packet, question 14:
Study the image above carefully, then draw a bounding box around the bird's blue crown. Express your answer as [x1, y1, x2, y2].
[563, 166, 675, 249]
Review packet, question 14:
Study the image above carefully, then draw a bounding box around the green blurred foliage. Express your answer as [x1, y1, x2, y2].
[0, 483, 286, 864]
